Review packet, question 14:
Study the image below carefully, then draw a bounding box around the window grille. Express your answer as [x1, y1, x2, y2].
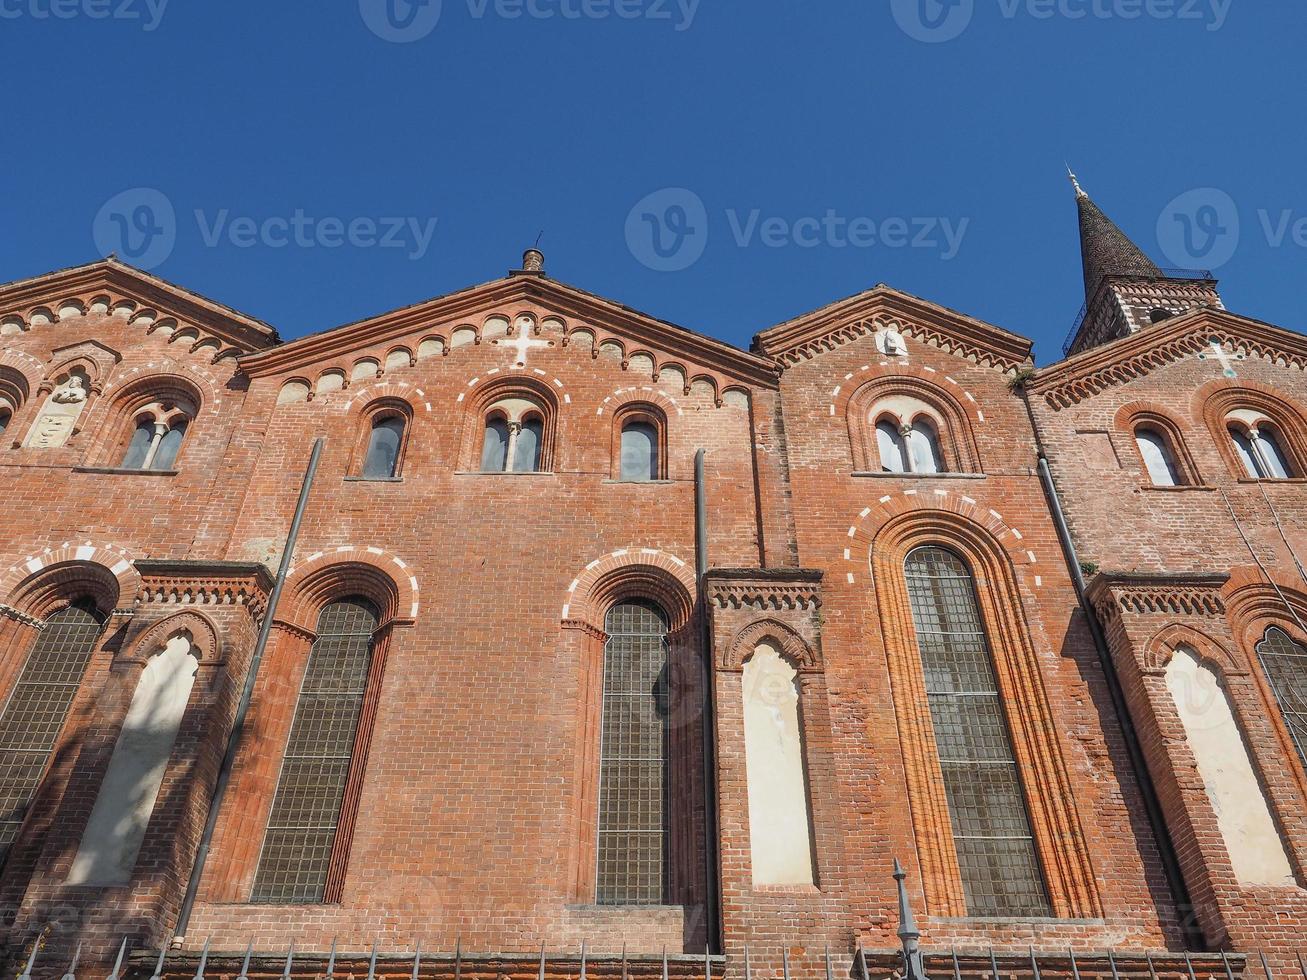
[1255, 627, 1307, 774]
[0, 601, 105, 863]
[904, 547, 1050, 917]
[251, 598, 379, 904]
[596, 600, 669, 905]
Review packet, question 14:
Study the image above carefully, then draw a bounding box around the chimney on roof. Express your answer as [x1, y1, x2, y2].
[518, 247, 545, 275]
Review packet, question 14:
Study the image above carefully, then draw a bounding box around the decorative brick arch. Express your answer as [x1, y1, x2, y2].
[98, 359, 225, 414]
[123, 610, 221, 665]
[596, 385, 682, 418]
[0, 542, 140, 618]
[867, 506, 1100, 920]
[842, 492, 1039, 587]
[1144, 622, 1245, 677]
[1114, 399, 1205, 486]
[278, 548, 419, 632]
[343, 381, 433, 415]
[1196, 378, 1307, 479]
[831, 362, 986, 422]
[0, 349, 46, 395]
[1224, 569, 1307, 658]
[560, 548, 697, 632]
[721, 618, 820, 673]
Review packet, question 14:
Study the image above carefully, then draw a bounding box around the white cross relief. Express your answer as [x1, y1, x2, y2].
[1198, 337, 1246, 379]
[495, 323, 555, 368]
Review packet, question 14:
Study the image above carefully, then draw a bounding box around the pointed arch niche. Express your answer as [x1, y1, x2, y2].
[870, 510, 1101, 918]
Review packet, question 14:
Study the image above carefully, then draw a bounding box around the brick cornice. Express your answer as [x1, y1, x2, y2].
[704, 567, 823, 611]
[1031, 307, 1307, 409]
[1087, 571, 1231, 618]
[238, 275, 779, 392]
[134, 559, 274, 617]
[0, 258, 277, 352]
[752, 284, 1033, 372]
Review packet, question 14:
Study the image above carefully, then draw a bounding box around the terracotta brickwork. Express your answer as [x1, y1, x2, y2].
[0, 239, 1301, 980]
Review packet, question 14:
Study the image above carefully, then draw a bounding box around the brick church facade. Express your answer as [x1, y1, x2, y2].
[0, 180, 1305, 980]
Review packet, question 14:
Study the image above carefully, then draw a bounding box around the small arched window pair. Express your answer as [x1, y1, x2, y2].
[482, 402, 545, 473]
[876, 414, 944, 474]
[120, 400, 194, 471]
[1228, 418, 1294, 480]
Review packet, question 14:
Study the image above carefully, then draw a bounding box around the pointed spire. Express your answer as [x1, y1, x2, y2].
[1071, 172, 1163, 303]
[1066, 164, 1087, 199]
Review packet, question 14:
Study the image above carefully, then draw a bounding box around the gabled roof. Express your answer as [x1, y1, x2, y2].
[753, 283, 1033, 373]
[237, 272, 780, 389]
[0, 258, 278, 351]
[1029, 305, 1307, 409]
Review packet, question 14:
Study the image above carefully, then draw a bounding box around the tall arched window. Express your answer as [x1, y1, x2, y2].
[1255, 627, 1307, 773]
[620, 421, 659, 481]
[1135, 427, 1182, 487]
[361, 415, 405, 479]
[903, 547, 1050, 916]
[117, 401, 193, 471]
[0, 600, 106, 863]
[907, 417, 944, 474]
[252, 597, 379, 904]
[877, 420, 908, 473]
[596, 600, 669, 905]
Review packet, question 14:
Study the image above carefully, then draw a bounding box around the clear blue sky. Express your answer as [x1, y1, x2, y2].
[2, 0, 1302, 362]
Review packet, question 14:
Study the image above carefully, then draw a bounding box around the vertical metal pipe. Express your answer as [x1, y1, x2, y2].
[174, 437, 326, 937]
[1035, 451, 1204, 951]
[694, 448, 720, 951]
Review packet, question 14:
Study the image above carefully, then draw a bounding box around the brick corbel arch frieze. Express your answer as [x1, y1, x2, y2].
[277, 548, 419, 633]
[721, 618, 820, 673]
[1143, 622, 1245, 677]
[121, 609, 222, 666]
[867, 505, 1100, 920]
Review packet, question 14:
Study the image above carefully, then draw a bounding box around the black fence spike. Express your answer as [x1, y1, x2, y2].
[1297, 951, 1307, 980]
[1029, 946, 1042, 980]
[1146, 951, 1159, 980]
[1109, 950, 1122, 980]
[1260, 951, 1275, 980]
[539, 942, 548, 980]
[62, 942, 83, 980]
[282, 943, 295, 980]
[1221, 949, 1236, 980]
[411, 942, 422, 980]
[367, 942, 379, 980]
[1069, 950, 1082, 980]
[326, 940, 338, 980]
[826, 944, 835, 980]
[107, 938, 128, 980]
[952, 950, 962, 980]
[194, 938, 211, 980]
[744, 945, 752, 980]
[1184, 951, 1198, 980]
[237, 941, 254, 980]
[989, 947, 1000, 980]
[858, 943, 871, 980]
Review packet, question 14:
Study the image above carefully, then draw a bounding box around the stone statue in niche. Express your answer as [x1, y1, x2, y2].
[875, 325, 908, 356]
[25, 368, 91, 449]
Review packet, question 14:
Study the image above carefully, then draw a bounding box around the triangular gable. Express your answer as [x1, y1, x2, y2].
[238, 273, 779, 394]
[0, 258, 279, 354]
[1029, 307, 1307, 410]
[753, 284, 1033, 373]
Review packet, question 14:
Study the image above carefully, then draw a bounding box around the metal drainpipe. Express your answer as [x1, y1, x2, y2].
[174, 437, 326, 940]
[694, 449, 721, 952]
[1035, 450, 1205, 951]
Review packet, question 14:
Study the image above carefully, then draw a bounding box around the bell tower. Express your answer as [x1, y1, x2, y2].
[1062, 171, 1224, 357]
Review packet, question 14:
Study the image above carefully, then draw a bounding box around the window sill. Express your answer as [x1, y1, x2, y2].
[455, 470, 557, 477]
[73, 466, 179, 477]
[1141, 484, 1215, 492]
[602, 479, 676, 485]
[1237, 477, 1307, 485]
[932, 915, 1106, 925]
[851, 470, 985, 480]
[343, 475, 404, 483]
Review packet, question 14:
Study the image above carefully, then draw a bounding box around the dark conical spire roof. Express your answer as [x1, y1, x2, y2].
[1070, 171, 1162, 303]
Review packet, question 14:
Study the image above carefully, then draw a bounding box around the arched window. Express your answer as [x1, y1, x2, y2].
[1254, 627, 1307, 773]
[481, 416, 510, 472]
[361, 415, 405, 479]
[1135, 427, 1182, 487]
[514, 416, 544, 473]
[252, 597, 379, 904]
[596, 600, 670, 905]
[1229, 421, 1295, 479]
[620, 421, 659, 481]
[907, 417, 944, 475]
[0, 408, 10, 434]
[116, 401, 193, 471]
[0, 599, 106, 863]
[877, 419, 908, 473]
[903, 547, 1050, 917]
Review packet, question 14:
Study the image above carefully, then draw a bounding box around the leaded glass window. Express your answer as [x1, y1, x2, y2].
[596, 600, 669, 905]
[1255, 627, 1307, 773]
[0, 600, 105, 863]
[251, 598, 379, 904]
[620, 421, 659, 482]
[904, 546, 1050, 917]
